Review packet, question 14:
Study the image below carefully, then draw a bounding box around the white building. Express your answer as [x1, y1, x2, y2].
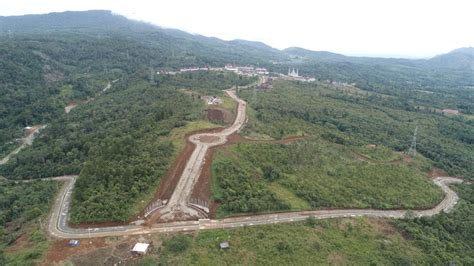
[288, 68, 299, 77]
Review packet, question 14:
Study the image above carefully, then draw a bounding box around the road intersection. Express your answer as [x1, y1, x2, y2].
[1, 87, 462, 239]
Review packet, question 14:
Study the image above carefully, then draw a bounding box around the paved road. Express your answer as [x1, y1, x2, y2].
[43, 88, 467, 238]
[46, 175, 464, 238]
[157, 89, 247, 221]
[0, 125, 46, 165]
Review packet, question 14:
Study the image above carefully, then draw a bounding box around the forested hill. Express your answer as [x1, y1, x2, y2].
[0, 10, 284, 65]
[0, 10, 472, 153]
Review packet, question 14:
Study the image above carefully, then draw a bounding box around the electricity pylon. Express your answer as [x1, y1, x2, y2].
[408, 125, 418, 157]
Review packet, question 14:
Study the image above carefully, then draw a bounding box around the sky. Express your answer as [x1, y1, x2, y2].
[2, 0, 473, 58]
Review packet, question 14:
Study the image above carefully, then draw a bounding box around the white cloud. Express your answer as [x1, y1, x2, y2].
[2, 0, 473, 57]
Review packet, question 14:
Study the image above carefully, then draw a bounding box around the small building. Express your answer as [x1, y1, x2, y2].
[220, 242, 230, 249]
[132, 243, 150, 254]
[442, 109, 460, 115]
[68, 240, 80, 247]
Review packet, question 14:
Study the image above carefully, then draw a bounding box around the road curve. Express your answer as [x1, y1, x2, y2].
[43, 85, 467, 238]
[46, 176, 464, 238]
[156, 89, 247, 221]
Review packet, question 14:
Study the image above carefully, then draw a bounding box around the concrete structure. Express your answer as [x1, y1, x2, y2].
[220, 242, 230, 249]
[132, 243, 150, 254]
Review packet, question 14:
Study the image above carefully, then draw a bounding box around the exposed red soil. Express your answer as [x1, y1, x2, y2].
[198, 135, 221, 143]
[4, 233, 31, 253]
[190, 133, 307, 218]
[207, 109, 224, 121]
[207, 108, 233, 124]
[190, 144, 215, 212]
[153, 127, 224, 201]
[42, 237, 107, 265]
[428, 168, 449, 178]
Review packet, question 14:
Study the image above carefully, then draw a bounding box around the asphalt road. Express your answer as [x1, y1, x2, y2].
[44, 87, 466, 238]
[46, 175, 463, 238]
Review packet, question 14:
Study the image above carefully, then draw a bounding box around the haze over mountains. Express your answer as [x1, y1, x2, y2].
[0, 10, 472, 71]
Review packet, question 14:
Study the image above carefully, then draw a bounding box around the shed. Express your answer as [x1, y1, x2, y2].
[132, 243, 150, 254]
[220, 242, 229, 249]
[68, 240, 80, 247]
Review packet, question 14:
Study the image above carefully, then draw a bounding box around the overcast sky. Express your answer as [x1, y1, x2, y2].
[2, 0, 473, 58]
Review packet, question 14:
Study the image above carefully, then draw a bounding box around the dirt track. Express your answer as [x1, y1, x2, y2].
[0, 125, 46, 165]
[45, 175, 465, 239]
[43, 87, 468, 239]
[152, 89, 247, 222]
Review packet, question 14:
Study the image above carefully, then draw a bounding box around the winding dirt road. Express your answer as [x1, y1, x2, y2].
[156, 89, 247, 221]
[42, 88, 467, 238]
[0, 125, 46, 166]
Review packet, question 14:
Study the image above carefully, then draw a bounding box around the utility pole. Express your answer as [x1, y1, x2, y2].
[408, 125, 418, 157]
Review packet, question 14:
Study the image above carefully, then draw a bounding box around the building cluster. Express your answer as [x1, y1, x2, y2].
[224, 64, 269, 76]
[157, 65, 269, 77]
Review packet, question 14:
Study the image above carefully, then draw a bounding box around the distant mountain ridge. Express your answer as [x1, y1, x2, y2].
[1, 10, 472, 67]
[427, 47, 474, 70]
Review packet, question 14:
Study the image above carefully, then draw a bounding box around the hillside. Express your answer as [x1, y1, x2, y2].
[0, 10, 473, 265]
[427, 47, 474, 70]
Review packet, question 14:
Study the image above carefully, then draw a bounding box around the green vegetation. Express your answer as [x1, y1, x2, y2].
[396, 183, 474, 265]
[0, 181, 57, 265]
[149, 218, 430, 265]
[239, 80, 474, 180]
[0, 73, 254, 223]
[212, 140, 443, 216]
[164, 235, 192, 253]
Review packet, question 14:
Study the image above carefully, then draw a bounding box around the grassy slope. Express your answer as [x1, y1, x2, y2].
[144, 218, 428, 265]
[239, 81, 474, 180]
[212, 139, 443, 216]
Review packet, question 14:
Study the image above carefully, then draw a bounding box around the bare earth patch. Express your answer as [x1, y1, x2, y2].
[43, 237, 107, 265]
[198, 135, 220, 143]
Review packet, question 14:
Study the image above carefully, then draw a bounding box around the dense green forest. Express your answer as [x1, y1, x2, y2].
[238, 80, 474, 180]
[0, 180, 57, 265]
[395, 184, 474, 264]
[0, 72, 253, 223]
